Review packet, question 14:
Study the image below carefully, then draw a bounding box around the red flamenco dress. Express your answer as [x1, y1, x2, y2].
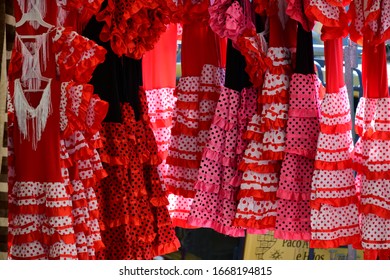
[82, 11, 180, 259]
[351, 0, 390, 259]
[274, 23, 323, 241]
[234, 1, 296, 233]
[165, 0, 227, 227]
[8, 24, 108, 259]
[309, 37, 360, 248]
[305, 0, 360, 249]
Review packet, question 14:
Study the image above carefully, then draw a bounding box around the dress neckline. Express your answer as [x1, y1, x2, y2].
[14, 78, 53, 150]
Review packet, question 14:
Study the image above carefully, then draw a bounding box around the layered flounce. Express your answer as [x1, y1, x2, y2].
[145, 87, 177, 192]
[95, 101, 179, 259]
[233, 46, 291, 231]
[208, 0, 254, 43]
[59, 0, 105, 32]
[349, 0, 390, 45]
[353, 97, 390, 259]
[187, 86, 257, 237]
[8, 80, 109, 260]
[235, 32, 268, 89]
[165, 64, 225, 228]
[286, 0, 315, 32]
[166, 64, 225, 199]
[310, 86, 361, 248]
[274, 74, 322, 241]
[95, 0, 177, 59]
[52, 27, 107, 84]
[9, 134, 106, 259]
[305, 0, 350, 39]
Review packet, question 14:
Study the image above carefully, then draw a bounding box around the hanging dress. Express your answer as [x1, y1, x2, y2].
[274, 23, 322, 241]
[309, 37, 361, 249]
[7, 25, 108, 259]
[234, 0, 296, 233]
[83, 10, 180, 259]
[187, 37, 257, 237]
[165, 0, 227, 227]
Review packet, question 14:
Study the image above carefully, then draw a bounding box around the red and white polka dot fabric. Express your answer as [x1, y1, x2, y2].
[310, 86, 360, 248]
[305, 0, 349, 39]
[233, 46, 292, 232]
[145, 87, 177, 192]
[166, 64, 225, 200]
[353, 97, 390, 259]
[349, 0, 390, 45]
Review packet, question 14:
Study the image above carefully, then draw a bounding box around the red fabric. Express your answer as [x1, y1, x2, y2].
[10, 80, 63, 182]
[364, 42, 389, 99]
[95, 0, 175, 59]
[142, 24, 178, 90]
[181, 21, 226, 76]
[324, 38, 344, 92]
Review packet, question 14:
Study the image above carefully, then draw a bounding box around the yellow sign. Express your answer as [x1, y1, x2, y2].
[243, 232, 363, 260]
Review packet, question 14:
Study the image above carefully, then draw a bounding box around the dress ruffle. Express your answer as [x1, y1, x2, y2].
[167, 194, 195, 229]
[352, 97, 390, 257]
[95, 0, 176, 58]
[273, 72, 321, 241]
[187, 86, 257, 237]
[166, 64, 225, 199]
[60, 0, 105, 31]
[53, 27, 107, 84]
[233, 49, 291, 233]
[286, 0, 315, 32]
[349, 0, 390, 45]
[235, 32, 268, 89]
[95, 101, 179, 259]
[208, 0, 254, 44]
[305, 0, 349, 39]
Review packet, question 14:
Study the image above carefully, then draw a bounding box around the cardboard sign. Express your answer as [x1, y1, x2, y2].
[243, 232, 363, 260]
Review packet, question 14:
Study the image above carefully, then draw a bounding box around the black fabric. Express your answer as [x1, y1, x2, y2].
[255, 13, 265, 33]
[295, 23, 315, 75]
[224, 39, 252, 91]
[175, 228, 244, 260]
[82, 11, 143, 122]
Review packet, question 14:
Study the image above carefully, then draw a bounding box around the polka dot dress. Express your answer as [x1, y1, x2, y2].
[95, 101, 180, 259]
[187, 86, 257, 237]
[286, 0, 315, 32]
[166, 65, 225, 226]
[234, 43, 293, 231]
[309, 39, 360, 249]
[274, 73, 322, 241]
[166, 65, 225, 198]
[8, 81, 108, 260]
